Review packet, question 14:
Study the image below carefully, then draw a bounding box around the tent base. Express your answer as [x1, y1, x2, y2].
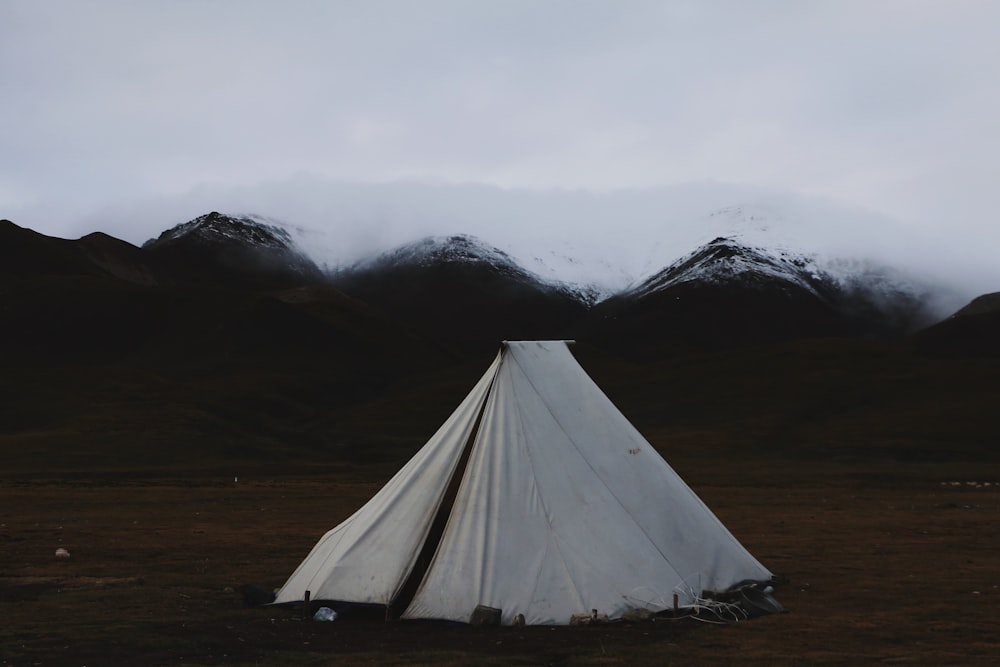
[268, 579, 783, 627]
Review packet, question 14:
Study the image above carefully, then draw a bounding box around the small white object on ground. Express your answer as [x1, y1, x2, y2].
[313, 607, 338, 621]
[55, 548, 70, 559]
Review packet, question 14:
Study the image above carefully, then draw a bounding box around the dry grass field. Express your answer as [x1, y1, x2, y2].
[3, 461, 998, 666]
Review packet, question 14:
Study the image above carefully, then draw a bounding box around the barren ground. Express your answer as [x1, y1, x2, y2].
[3, 462, 998, 666]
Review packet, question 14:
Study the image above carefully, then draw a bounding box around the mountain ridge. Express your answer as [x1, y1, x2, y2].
[3, 212, 991, 358]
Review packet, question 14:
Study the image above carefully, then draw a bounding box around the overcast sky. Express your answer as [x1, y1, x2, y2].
[2, 1, 999, 295]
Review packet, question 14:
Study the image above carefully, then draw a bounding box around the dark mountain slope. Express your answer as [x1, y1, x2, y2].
[1, 220, 167, 362]
[1, 214, 436, 368]
[572, 336, 1000, 465]
[1, 219, 152, 281]
[914, 292, 1000, 357]
[77, 231, 160, 285]
[0, 286, 450, 473]
[0, 218, 454, 472]
[332, 235, 590, 354]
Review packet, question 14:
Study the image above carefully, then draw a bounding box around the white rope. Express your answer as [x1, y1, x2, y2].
[688, 595, 749, 624]
[671, 574, 751, 625]
[623, 586, 670, 610]
[623, 575, 756, 625]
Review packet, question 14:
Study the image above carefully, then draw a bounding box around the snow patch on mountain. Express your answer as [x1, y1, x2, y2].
[501, 243, 634, 303]
[142, 211, 327, 286]
[345, 234, 603, 305]
[143, 212, 297, 250]
[353, 234, 520, 270]
[626, 236, 831, 301]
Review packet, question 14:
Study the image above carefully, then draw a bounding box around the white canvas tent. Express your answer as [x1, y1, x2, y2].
[275, 340, 773, 625]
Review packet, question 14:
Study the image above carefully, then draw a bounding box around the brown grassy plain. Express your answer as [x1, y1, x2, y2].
[3, 462, 998, 666]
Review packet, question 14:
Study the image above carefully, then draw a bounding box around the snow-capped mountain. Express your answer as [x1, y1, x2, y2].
[620, 235, 941, 331]
[349, 234, 529, 273]
[332, 234, 591, 353]
[142, 212, 324, 289]
[342, 234, 601, 305]
[143, 212, 297, 250]
[624, 236, 835, 301]
[586, 235, 944, 356]
[915, 291, 1000, 358]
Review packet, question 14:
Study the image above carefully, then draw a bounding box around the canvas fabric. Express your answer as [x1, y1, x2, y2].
[276, 341, 771, 624]
[273, 352, 501, 605]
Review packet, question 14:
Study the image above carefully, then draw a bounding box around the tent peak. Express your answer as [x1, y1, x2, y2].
[501, 339, 575, 348]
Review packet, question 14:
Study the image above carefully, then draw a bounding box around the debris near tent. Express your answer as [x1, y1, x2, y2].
[273, 341, 781, 626]
[570, 610, 610, 626]
[469, 605, 502, 626]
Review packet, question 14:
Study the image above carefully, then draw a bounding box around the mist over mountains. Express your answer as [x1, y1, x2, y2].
[56, 181, 994, 308]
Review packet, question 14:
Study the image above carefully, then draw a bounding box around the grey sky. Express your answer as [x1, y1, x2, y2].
[2, 1, 999, 296]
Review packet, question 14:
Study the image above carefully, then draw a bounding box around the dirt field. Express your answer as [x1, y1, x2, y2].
[2, 463, 998, 666]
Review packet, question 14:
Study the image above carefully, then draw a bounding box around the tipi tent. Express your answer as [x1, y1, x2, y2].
[275, 341, 774, 625]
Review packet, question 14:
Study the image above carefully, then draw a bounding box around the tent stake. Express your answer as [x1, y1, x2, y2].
[303, 590, 311, 618]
